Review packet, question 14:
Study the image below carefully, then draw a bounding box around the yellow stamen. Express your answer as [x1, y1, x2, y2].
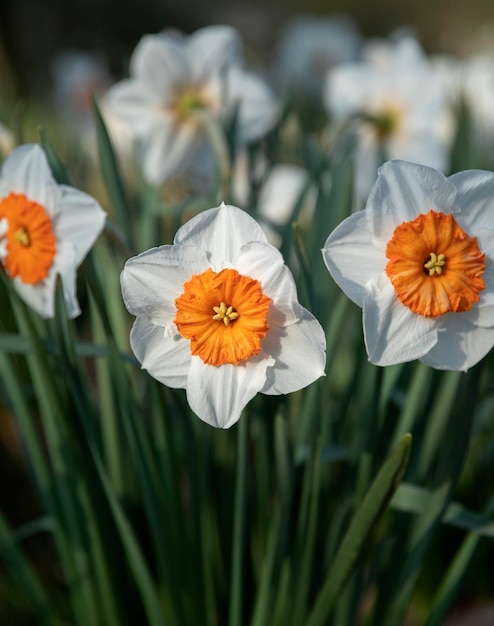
[212, 302, 240, 326]
[15, 227, 30, 247]
[424, 252, 445, 276]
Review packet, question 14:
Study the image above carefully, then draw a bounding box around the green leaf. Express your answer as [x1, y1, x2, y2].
[305, 433, 412, 626]
[93, 96, 134, 250]
[390, 483, 494, 538]
[0, 513, 63, 626]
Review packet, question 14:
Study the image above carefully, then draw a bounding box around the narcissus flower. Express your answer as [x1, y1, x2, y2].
[324, 35, 452, 203]
[322, 160, 494, 371]
[0, 144, 106, 318]
[105, 26, 278, 185]
[121, 203, 326, 428]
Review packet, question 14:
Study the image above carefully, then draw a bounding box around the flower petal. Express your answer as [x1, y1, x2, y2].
[322, 209, 386, 307]
[449, 169, 494, 258]
[174, 204, 268, 267]
[261, 308, 326, 395]
[12, 271, 58, 319]
[236, 240, 304, 325]
[226, 69, 278, 143]
[130, 316, 191, 388]
[56, 185, 106, 265]
[420, 314, 494, 371]
[187, 25, 242, 80]
[130, 34, 190, 100]
[139, 119, 198, 184]
[53, 241, 81, 318]
[121, 244, 210, 323]
[362, 273, 438, 366]
[366, 160, 457, 241]
[104, 81, 166, 136]
[1, 144, 60, 213]
[186, 352, 274, 429]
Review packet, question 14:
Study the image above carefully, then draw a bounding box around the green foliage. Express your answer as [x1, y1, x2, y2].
[0, 98, 493, 626]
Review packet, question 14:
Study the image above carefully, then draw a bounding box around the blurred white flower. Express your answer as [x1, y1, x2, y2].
[121, 203, 325, 428]
[325, 35, 453, 203]
[274, 14, 361, 100]
[232, 154, 316, 247]
[52, 50, 113, 130]
[462, 54, 494, 152]
[0, 144, 106, 318]
[322, 160, 494, 371]
[105, 26, 278, 185]
[0, 122, 14, 159]
[51, 50, 134, 171]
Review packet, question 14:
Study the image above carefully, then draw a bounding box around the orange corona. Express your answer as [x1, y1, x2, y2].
[174, 267, 271, 366]
[0, 193, 56, 284]
[385, 210, 486, 318]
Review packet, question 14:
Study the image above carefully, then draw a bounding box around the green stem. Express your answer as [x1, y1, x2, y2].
[228, 415, 248, 626]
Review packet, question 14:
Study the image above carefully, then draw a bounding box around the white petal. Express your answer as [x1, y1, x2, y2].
[226, 69, 278, 143]
[449, 169, 494, 257]
[362, 273, 438, 366]
[366, 160, 457, 242]
[236, 241, 303, 325]
[324, 64, 371, 118]
[139, 119, 198, 184]
[257, 164, 311, 226]
[187, 25, 242, 80]
[174, 204, 268, 267]
[104, 81, 166, 136]
[130, 316, 191, 388]
[130, 35, 190, 99]
[53, 241, 81, 318]
[1, 144, 60, 213]
[186, 353, 274, 429]
[12, 271, 58, 319]
[55, 186, 106, 266]
[261, 308, 326, 395]
[121, 244, 210, 322]
[420, 314, 494, 371]
[322, 209, 386, 307]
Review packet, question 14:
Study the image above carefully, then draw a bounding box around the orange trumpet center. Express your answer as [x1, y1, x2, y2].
[0, 192, 56, 284]
[174, 267, 271, 366]
[385, 210, 486, 318]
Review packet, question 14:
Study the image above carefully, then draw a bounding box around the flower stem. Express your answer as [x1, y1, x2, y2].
[228, 414, 248, 626]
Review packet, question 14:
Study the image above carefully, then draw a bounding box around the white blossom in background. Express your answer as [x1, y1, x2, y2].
[52, 50, 113, 130]
[324, 35, 453, 204]
[0, 122, 14, 159]
[274, 14, 361, 101]
[461, 54, 494, 154]
[51, 50, 134, 170]
[105, 26, 278, 185]
[232, 154, 316, 247]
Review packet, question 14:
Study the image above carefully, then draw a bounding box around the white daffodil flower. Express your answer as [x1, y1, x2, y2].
[121, 203, 326, 428]
[274, 14, 361, 100]
[322, 160, 494, 371]
[0, 144, 106, 318]
[324, 35, 453, 203]
[105, 26, 278, 185]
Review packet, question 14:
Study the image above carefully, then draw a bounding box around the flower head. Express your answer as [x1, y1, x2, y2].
[0, 144, 106, 318]
[324, 35, 452, 202]
[105, 26, 278, 184]
[121, 203, 326, 428]
[322, 160, 494, 371]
